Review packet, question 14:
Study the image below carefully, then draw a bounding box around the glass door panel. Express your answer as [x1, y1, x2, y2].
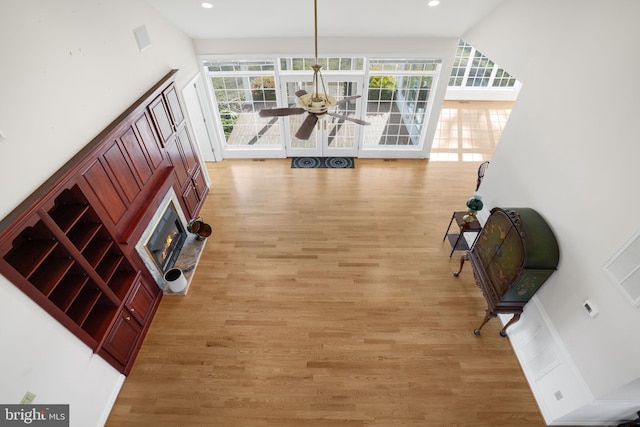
[281, 75, 363, 157]
[363, 75, 432, 147]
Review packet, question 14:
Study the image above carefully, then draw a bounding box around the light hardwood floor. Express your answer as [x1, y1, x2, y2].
[106, 158, 545, 427]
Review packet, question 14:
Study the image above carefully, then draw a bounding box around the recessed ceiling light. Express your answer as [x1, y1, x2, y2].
[428, 0, 440, 6]
[201, 2, 213, 8]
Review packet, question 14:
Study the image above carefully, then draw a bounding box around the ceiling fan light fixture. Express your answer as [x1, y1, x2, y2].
[257, 0, 370, 139]
[298, 93, 337, 115]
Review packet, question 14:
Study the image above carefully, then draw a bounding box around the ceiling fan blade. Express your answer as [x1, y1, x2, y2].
[295, 89, 308, 97]
[334, 95, 361, 106]
[259, 107, 306, 117]
[325, 112, 370, 126]
[295, 114, 319, 140]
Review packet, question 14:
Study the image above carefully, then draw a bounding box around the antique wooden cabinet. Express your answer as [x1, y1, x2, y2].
[454, 207, 560, 337]
[0, 70, 208, 374]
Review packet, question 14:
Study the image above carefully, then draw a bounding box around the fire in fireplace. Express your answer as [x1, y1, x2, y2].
[144, 201, 187, 274]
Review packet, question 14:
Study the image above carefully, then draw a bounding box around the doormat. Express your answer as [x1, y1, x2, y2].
[291, 157, 355, 169]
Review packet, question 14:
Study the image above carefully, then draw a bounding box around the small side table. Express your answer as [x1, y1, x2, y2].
[443, 211, 482, 257]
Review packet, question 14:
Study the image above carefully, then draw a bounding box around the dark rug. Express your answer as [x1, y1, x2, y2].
[291, 157, 355, 169]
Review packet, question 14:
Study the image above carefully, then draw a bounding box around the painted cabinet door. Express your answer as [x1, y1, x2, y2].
[486, 224, 524, 297]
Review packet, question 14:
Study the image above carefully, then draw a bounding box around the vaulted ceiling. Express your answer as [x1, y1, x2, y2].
[144, 0, 506, 40]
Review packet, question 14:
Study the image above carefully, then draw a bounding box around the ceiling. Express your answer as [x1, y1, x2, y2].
[144, 0, 506, 40]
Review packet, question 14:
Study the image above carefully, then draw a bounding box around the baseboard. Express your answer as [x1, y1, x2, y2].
[97, 374, 126, 427]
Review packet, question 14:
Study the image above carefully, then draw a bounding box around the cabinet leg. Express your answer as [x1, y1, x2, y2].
[473, 310, 496, 336]
[499, 313, 521, 337]
[453, 253, 467, 277]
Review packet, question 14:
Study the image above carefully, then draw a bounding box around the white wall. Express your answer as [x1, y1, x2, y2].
[463, 0, 640, 423]
[0, 1, 200, 425]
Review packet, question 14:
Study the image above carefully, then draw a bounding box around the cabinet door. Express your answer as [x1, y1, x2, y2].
[486, 225, 524, 297]
[134, 112, 165, 170]
[165, 137, 189, 188]
[102, 308, 142, 366]
[102, 142, 140, 204]
[82, 159, 128, 225]
[475, 210, 512, 268]
[149, 95, 174, 145]
[182, 180, 199, 219]
[182, 166, 208, 219]
[192, 166, 207, 201]
[176, 126, 198, 178]
[118, 126, 153, 187]
[164, 85, 184, 126]
[125, 276, 155, 324]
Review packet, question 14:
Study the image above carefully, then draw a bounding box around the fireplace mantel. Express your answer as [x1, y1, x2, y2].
[0, 70, 209, 374]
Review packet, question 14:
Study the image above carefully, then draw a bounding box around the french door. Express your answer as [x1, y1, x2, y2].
[280, 74, 364, 157]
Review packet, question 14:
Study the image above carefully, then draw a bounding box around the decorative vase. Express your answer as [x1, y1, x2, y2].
[164, 268, 187, 293]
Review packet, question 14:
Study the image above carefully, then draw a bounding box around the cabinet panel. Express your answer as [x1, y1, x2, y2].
[119, 127, 153, 187]
[182, 166, 208, 219]
[182, 180, 199, 219]
[164, 85, 185, 126]
[475, 210, 511, 268]
[102, 142, 141, 204]
[176, 126, 198, 178]
[134, 113, 165, 170]
[149, 95, 173, 144]
[486, 226, 524, 297]
[126, 276, 154, 324]
[82, 159, 127, 224]
[192, 166, 207, 200]
[102, 308, 142, 366]
[165, 137, 189, 188]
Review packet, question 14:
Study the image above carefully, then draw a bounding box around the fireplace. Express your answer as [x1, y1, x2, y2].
[135, 188, 190, 288]
[144, 201, 187, 275]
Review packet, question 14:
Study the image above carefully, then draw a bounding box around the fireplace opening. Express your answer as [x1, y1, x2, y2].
[144, 201, 187, 275]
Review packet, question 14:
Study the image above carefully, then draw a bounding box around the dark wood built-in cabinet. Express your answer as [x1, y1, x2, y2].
[0, 70, 209, 374]
[149, 84, 207, 219]
[454, 207, 560, 337]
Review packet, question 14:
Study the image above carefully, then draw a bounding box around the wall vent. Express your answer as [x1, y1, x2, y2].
[604, 229, 640, 307]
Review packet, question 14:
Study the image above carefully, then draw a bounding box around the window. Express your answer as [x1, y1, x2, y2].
[448, 39, 517, 89]
[205, 60, 281, 148]
[363, 60, 440, 147]
[280, 57, 365, 72]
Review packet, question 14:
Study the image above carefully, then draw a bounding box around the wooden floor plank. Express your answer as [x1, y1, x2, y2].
[106, 159, 545, 427]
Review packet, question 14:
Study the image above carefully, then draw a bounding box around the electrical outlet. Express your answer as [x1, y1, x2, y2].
[20, 391, 35, 404]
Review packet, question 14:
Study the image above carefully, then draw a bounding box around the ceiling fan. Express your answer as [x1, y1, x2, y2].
[258, 0, 370, 140]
